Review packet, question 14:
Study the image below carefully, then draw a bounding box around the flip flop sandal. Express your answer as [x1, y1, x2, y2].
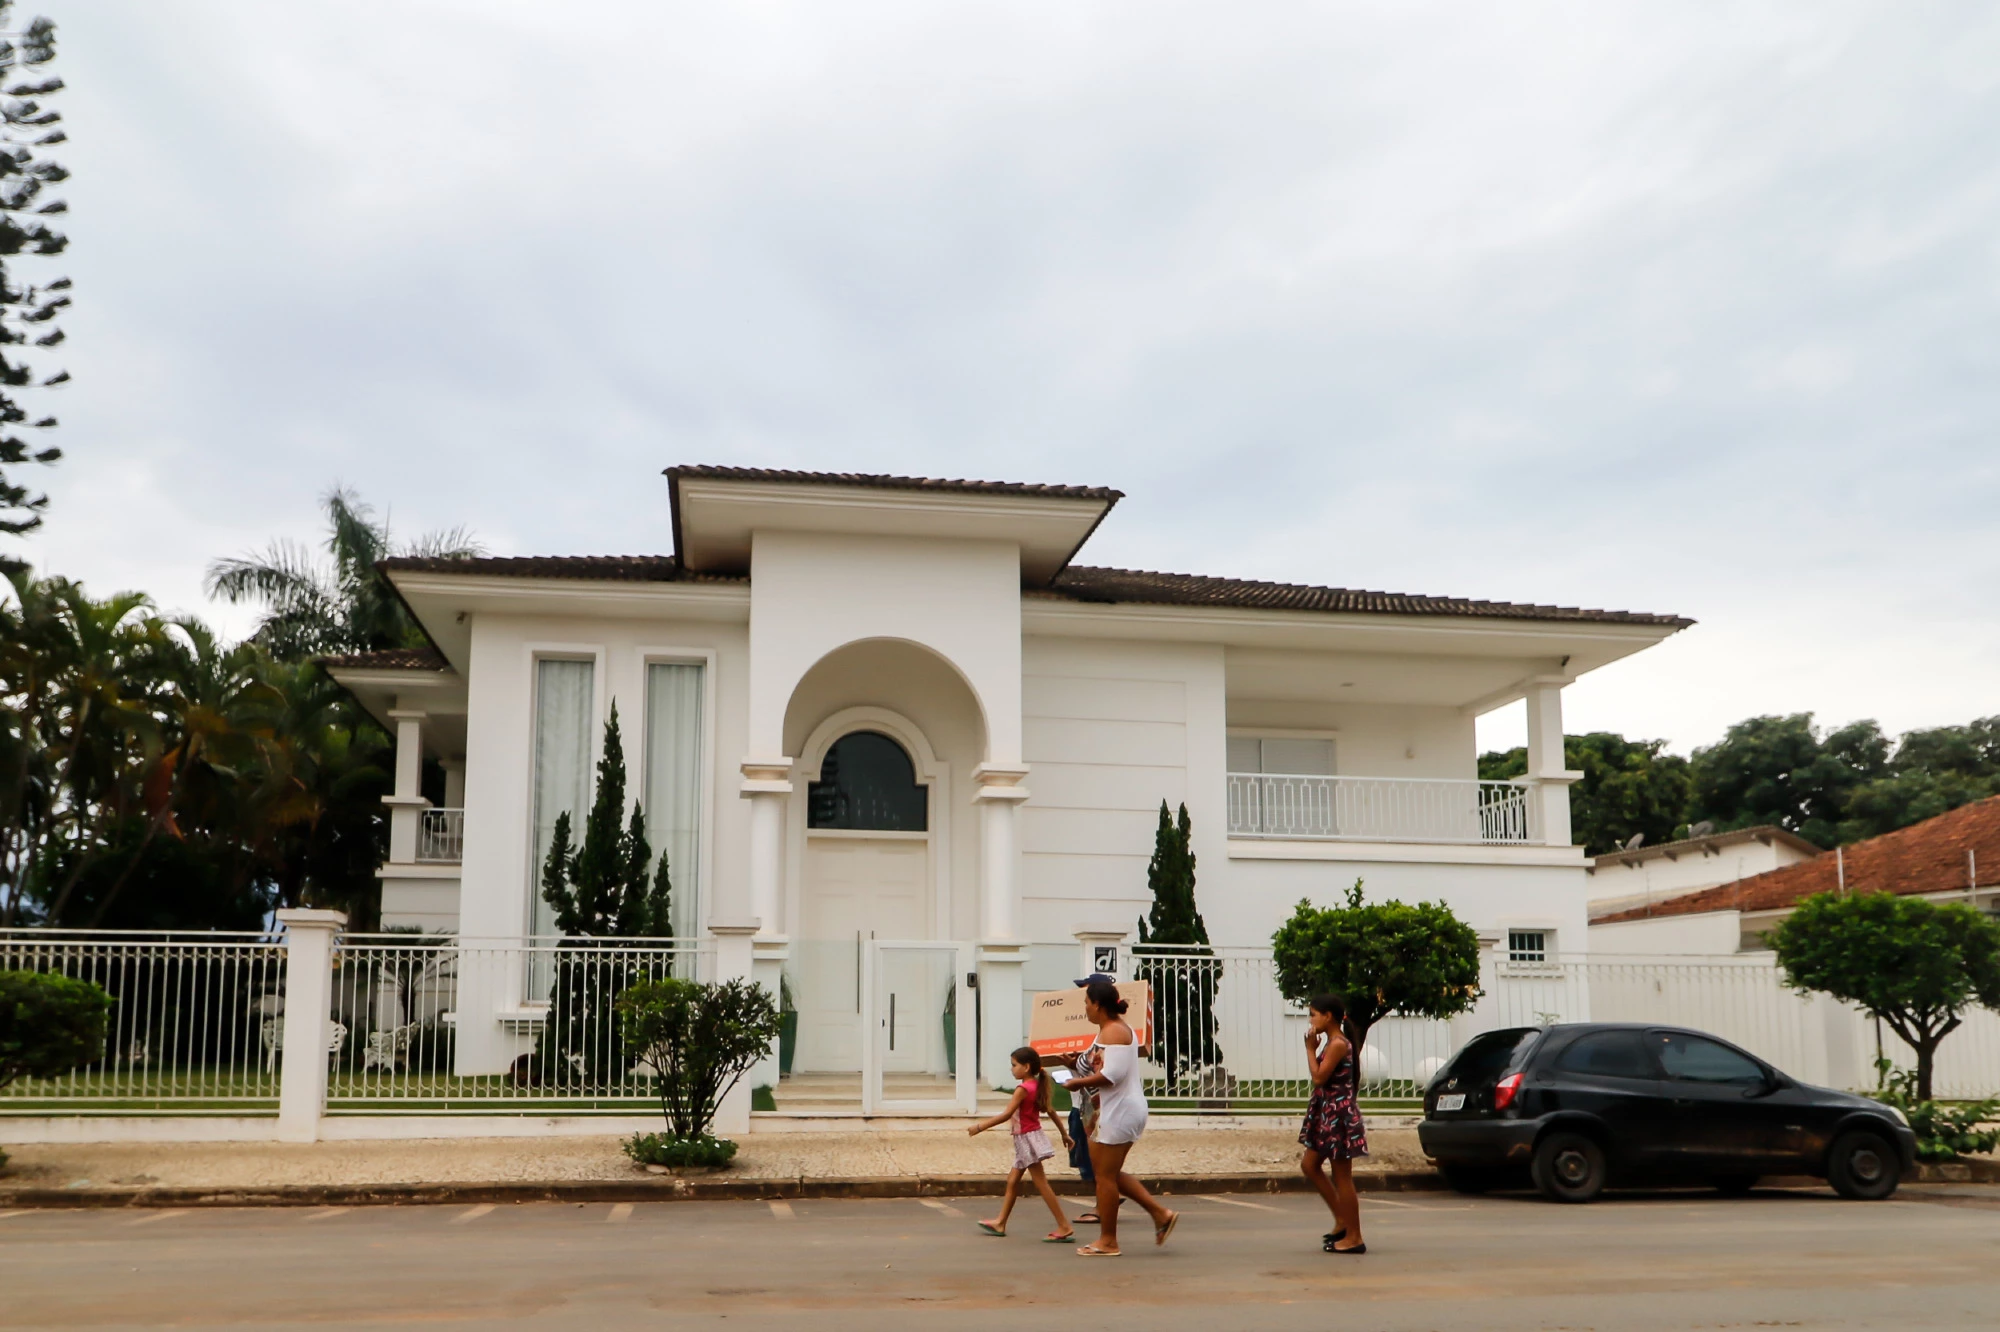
[1075, 1213, 1100, 1224]
[976, 1222, 1006, 1237]
[1076, 1244, 1122, 1257]
[1155, 1211, 1180, 1247]
[1044, 1231, 1077, 1243]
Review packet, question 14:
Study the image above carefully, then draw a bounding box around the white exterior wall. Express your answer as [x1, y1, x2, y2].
[1017, 636, 1227, 943]
[1588, 840, 1816, 909]
[456, 610, 751, 944]
[1225, 698, 1477, 779]
[1589, 910, 1745, 955]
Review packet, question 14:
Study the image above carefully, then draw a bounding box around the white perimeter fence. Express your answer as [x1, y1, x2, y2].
[5, 928, 1999, 1127]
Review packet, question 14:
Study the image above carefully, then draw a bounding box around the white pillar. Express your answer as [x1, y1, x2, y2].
[1522, 679, 1581, 848]
[276, 908, 346, 1143]
[441, 758, 466, 810]
[384, 709, 429, 864]
[1073, 925, 1131, 983]
[707, 919, 761, 1135]
[973, 765, 1030, 1088]
[740, 760, 793, 935]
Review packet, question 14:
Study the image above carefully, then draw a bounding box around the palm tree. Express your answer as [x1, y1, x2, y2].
[205, 488, 481, 659]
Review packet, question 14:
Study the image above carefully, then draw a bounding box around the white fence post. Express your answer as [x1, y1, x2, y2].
[276, 909, 347, 1143]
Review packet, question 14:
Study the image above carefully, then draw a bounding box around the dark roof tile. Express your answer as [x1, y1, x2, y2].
[318, 646, 449, 672]
[666, 464, 1122, 503]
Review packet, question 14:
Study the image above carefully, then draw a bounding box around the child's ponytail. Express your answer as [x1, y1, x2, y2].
[1011, 1046, 1052, 1119]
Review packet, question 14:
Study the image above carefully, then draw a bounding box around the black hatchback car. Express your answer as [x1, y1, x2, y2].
[1417, 1023, 1917, 1203]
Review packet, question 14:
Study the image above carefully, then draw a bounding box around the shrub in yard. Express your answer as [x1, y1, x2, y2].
[0, 970, 113, 1090]
[1870, 1061, 2000, 1162]
[1271, 880, 1482, 1067]
[617, 976, 781, 1143]
[623, 1132, 738, 1170]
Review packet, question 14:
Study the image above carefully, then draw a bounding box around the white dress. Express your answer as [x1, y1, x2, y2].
[1091, 1039, 1148, 1146]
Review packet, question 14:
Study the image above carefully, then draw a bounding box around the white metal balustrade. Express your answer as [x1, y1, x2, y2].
[1227, 773, 1536, 844]
[417, 808, 465, 863]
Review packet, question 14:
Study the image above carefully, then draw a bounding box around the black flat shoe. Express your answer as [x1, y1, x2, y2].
[1326, 1242, 1367, 1256]
[1321, 1230, 1346, 1250]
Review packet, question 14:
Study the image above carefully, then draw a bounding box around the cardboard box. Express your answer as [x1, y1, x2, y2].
[1028, 981, 1153, 1057]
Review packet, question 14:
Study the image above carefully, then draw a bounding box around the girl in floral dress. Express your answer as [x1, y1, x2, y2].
[1299, 993, 1368, 1254]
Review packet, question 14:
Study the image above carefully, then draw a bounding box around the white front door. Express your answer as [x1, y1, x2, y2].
[797, 833, 928, 1072]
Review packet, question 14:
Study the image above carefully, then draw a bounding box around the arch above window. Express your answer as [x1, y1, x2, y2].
[808, 731, 928, 832]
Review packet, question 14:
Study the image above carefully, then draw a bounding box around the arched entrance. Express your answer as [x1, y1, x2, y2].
[794, 727, 935, 1073]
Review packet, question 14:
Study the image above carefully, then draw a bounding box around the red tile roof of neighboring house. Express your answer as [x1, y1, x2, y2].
[1593, 796, 2000, 924]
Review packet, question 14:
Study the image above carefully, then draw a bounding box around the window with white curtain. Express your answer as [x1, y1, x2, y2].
[529, 658, 595, 938]
[643, 662, 705, 941]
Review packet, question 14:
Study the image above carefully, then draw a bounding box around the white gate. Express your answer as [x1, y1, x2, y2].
[860, 940, 976, 1114]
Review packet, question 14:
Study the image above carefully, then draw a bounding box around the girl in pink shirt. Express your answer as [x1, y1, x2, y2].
[968, 1047, 1075, 1241]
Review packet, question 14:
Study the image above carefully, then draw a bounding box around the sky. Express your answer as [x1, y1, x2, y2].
[6, 2, 1998, 757]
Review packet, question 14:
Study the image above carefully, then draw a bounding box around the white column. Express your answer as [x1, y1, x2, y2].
[973, 765, 1030, 1088]
[441, 757, 466, 810]
[1073, 925, 1132, 983]
[1523, 679, 1581, 848]
[276, 908, 346, 1143]
[707, 919, 761, 1135]
[740, 760, 793, 935]
[383, 709, 429, 864]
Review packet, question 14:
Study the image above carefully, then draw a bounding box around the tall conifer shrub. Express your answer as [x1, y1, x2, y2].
[1134, 801, 1221, 1086]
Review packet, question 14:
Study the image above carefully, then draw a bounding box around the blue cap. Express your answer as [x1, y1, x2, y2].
[1073, 972, 1116, 988]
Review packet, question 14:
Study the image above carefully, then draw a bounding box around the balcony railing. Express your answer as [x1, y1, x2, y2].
[417, 808, 465, 863]
[1227, 773, 1536, 845]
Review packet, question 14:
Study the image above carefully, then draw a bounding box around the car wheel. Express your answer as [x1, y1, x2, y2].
[1827, 1130, 1901, 1200]
[1710, 1174, 1759, 1195]
[1532, 1131, 1606, 1204]
[1441, 1164, 1499, 1195]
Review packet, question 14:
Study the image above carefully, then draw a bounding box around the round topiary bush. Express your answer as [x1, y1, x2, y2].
[0, 970, 112, 1091]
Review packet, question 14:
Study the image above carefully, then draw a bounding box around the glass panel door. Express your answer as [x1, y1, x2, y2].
[861, 940, 974, 1114]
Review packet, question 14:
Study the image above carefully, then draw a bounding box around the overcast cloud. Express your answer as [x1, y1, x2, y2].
[10, 1, 1999, 755]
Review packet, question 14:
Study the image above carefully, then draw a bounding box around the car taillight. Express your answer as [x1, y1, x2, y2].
[1492, 1072, 1524, 1110]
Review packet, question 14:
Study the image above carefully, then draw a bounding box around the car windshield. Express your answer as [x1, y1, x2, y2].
[1443, 1029, 1540, 1083]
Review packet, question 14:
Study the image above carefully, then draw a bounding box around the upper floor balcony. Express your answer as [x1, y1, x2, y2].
[417, 808, 465, 863]
[1227, 773, 1538, 845]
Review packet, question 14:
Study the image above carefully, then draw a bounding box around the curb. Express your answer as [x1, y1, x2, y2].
[0, 1168, 1447, 1210]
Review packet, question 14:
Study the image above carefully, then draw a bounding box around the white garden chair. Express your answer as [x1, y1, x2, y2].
[261, 1016, 349, 1073]
[362, 1021, 423, 1073]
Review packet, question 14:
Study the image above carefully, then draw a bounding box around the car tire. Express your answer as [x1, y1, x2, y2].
[1441, 1164, 1500, 1195]
[1710, 1174, 1759, 1195]
[1827, 1130, 1901, 1201]
[1532, 1132, 1607, 1204]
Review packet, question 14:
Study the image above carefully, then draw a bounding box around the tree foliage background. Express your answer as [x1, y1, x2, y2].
[1, 491, 472, 930]
[1481, 713, 2000, 855]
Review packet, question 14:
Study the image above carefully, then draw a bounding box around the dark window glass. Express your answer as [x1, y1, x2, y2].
[1443, 1028, 1541, 1083]
[808, 732, 927, 832]
[1652, 1031, 1765, 1085]
[1554, 1031, 1656, 1080]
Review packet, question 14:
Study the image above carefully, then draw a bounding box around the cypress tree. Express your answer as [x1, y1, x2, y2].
[1135, 801, 1221, 1087]
[535, 703, 674, 1083]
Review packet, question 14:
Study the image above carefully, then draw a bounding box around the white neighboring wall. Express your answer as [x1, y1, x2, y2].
[1589, 909, 1746, 955]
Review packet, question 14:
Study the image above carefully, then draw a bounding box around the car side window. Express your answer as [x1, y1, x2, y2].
[1552, 1031, 1657, 1080]
[1651, 1031, 1766, 1085]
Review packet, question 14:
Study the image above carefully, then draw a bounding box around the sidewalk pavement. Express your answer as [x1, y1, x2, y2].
[0, 1124, 1434, 1206]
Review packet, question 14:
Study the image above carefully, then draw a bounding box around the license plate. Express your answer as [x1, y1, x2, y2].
[1435, 1093, 1466, 1112]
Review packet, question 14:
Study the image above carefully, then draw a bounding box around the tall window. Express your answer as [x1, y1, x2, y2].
[529, 658, 594, 938]
[643, 662, 705, 940]
[808, 732, 926, 832]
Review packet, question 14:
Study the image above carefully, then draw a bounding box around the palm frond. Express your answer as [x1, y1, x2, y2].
[399, 524, 484, 561]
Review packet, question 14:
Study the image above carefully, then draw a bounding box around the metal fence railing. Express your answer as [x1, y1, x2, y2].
[417, 808, 465, 863]
[325, 934, 708, 1113]
[1227, 773, 1536, 844]
[0, 929, 287, 1113]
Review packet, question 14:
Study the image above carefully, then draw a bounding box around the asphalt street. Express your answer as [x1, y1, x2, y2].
[5, 1184, 1998, 1330]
